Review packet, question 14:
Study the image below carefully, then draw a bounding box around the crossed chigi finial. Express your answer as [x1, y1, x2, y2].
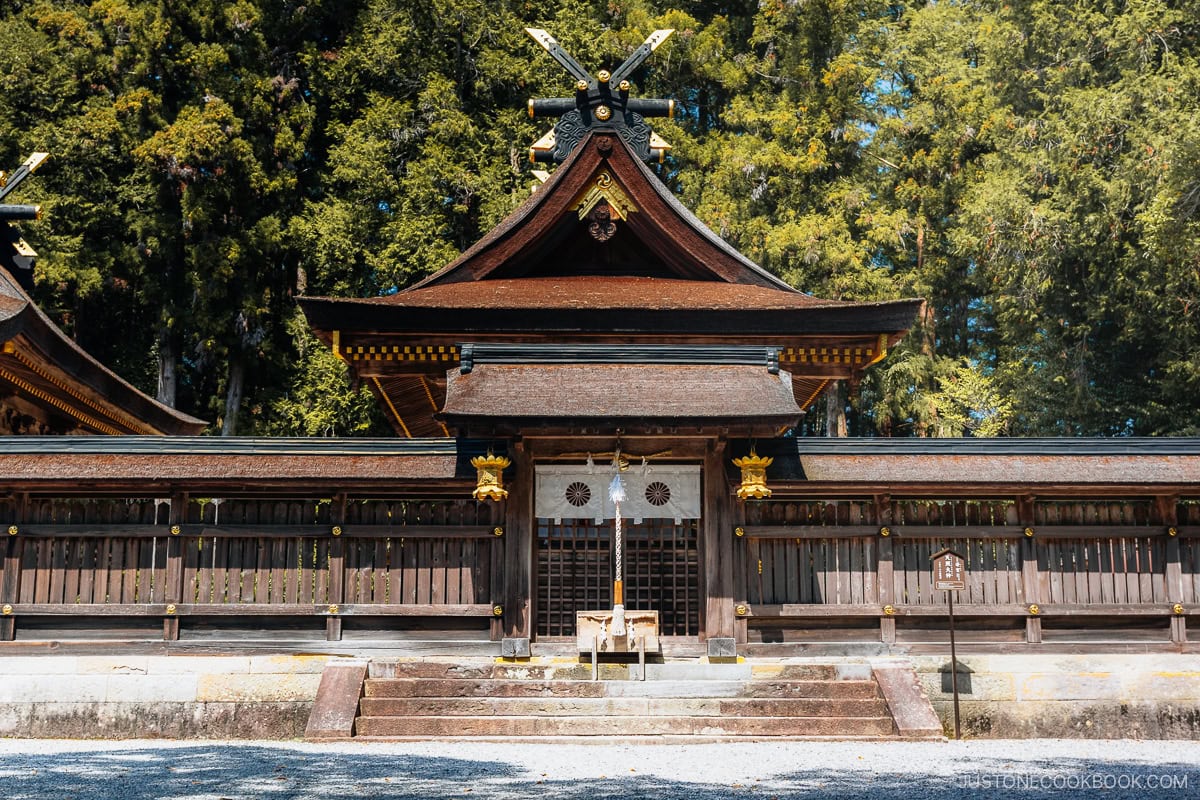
[525, 28, 675, 164]
[0, 152, 48, 290]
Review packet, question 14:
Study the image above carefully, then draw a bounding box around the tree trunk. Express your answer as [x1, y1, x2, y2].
[156, 329, 177, 408]
[825, 381, 846, 437]
[221, 357, 245, 436]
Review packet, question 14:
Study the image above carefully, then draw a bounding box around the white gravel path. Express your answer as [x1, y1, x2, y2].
[1, 739, 1197, 799]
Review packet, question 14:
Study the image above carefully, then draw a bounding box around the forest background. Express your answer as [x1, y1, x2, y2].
[1, 0, 1197, 437]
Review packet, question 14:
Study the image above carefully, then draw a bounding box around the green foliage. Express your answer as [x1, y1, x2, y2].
[2, 0, 1198, 436]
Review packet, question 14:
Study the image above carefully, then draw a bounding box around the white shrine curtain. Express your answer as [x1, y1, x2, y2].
[535, 464, 701, 523]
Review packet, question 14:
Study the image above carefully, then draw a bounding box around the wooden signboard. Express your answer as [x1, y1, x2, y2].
[930, 546, 966, 739]
[932, 548, 966, 591]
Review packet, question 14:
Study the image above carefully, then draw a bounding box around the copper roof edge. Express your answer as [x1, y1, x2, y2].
[792, 437, 1200, 456]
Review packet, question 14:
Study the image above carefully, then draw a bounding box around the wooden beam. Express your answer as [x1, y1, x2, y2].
[874, 495, 895, 644]
[503, 439, 533, 639]
[1157, 495, 1186, 645]
[703, 437, 734, 640]
[733, 494, 748, 645]
[1018, 495, 1042, 643]
[4, 602, 497, 616]
[489, 499, 505, 641]
[740, 602, 1185, 618]
[326, 493, 346, 641]
[163, 491, 187, 641]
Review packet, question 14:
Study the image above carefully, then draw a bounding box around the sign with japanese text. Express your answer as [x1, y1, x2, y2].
[932, 549, 966, 591]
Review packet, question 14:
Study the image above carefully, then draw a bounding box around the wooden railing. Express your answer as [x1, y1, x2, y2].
[0, 497, 503, 641]
[736, 498, 1199, 645]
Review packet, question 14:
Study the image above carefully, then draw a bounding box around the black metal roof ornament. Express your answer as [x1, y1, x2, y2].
[525, 28, 675, 164]
[0, 152, 48, 290]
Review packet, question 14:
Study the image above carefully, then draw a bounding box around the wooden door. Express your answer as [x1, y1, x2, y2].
[535, 517, 700, 637]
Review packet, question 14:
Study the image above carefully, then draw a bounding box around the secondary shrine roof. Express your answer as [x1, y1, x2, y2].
[0, 268, 206, 435]
[0, 437, 461, 489]
[442, 363, 802, 434]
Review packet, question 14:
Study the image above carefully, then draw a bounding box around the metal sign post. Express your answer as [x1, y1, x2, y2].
[931, 547, 966, 739]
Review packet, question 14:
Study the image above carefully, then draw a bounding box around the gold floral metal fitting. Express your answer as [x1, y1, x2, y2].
[883, 605, 895, 615]
[1024, 527, 1035, 537]
[7, 525, 17, 536]
[493, 527, 504, 537]
[594, 105, 612, 121]
[331, 526, 343, 536]
[879, 526, 891, 537]
[165, 604, 177, 615]
[1174, 603, 1185, 615]
[1028, 604, 1041, 615]
[328, 604, 339, 615]
[734, 527, 745, 538]
[492, 605, 504, 617]
[735, 604, 748, 616]
[170, 525, 181, 535]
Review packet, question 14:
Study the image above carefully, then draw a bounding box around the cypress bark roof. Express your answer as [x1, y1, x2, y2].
[0, 268, 207, 435]
[441, 363, 803, 425]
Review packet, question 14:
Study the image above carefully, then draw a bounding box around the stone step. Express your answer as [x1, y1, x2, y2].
[368, 660, 871, 682]
[364, 678, 608, 698]
[368, 661, 625, 681]
[740, 680, 881, 699]
[355, 714, 897, 738]
[363, 677, 882, 700]
[750, 663, 873, 681]
[359, 696, 890, 718]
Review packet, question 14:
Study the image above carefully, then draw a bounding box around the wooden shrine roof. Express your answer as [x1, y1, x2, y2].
[0, 268, 207, 435]
[441, 364, 803, 434]
[409, 130, 792, 290]
[299, 131, 922, 436]
[0, 437, 462, 490]
[0, 436, 1194, 495]
[738, 437, 1200, 494]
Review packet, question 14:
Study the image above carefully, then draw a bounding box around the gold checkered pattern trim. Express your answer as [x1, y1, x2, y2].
[779, 346, 873, 366]
[345, 344, 460, 363]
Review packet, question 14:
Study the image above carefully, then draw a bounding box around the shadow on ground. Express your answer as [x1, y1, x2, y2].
[0, 745, 1196, 799]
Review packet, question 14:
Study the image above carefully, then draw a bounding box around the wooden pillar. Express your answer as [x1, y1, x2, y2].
[489, 498, 505, 642]
[875, 494, 896, 645]
[1157, 495, 1186, 645]
[503, 439, 533, 643]
[733, 494, 748, 645]
[162, 491, 188, 641]
[702, 437, 734, 644]
[0, 492, 26, 641]
[326, 493, 346, 641]
[1018, 494, 1042, 644]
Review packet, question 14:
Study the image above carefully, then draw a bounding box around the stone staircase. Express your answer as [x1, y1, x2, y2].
[333, 658, 937, 740]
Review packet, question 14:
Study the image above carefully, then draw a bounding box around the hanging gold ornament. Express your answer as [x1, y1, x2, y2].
[471, 452, 512, 502]
[732, 449, 773, 500]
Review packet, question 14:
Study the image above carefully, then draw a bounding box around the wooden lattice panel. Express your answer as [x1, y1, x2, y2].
[536, 518, 699, 637]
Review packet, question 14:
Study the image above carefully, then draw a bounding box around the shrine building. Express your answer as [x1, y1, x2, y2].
[0, 31, 1197, 741]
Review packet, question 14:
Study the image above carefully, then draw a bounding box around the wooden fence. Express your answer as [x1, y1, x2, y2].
[1, 493, 1197, 646]
[736, 498, 1199, 645]
[0, 497, 503, 641]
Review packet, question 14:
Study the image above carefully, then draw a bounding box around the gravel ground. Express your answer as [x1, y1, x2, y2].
[1, 739, 1197, 799]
